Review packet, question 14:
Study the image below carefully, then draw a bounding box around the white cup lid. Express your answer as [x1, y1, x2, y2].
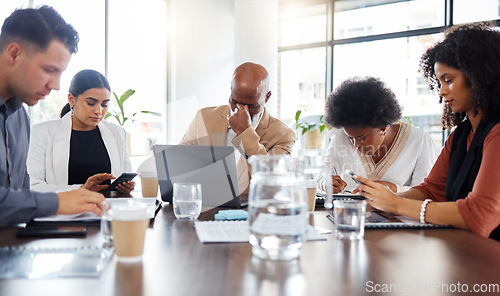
[109, 202, 148, 220]
[139, 171, 157, 178]
[305, 179, 317, 188]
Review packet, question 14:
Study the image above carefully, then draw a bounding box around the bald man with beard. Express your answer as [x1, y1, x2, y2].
[180, 62, 296, 193]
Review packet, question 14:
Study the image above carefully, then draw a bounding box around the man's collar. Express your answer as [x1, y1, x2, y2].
[251, 108, 265, 129]
[0, 97, 24, 114]
[255, 108, 269, 131]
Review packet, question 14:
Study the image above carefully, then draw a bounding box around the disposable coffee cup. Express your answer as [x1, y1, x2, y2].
[140, 171, 158, 197]
[110, 201, 149, 263]
[305, 180, 317, 212]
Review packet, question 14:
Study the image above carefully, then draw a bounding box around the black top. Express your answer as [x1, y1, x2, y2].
[68, 128, 111, 185]
[446, 118, 500, 241]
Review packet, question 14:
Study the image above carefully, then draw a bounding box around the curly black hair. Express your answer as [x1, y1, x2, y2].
[419, 23, 500, 129]
[325, 77, 402, 129]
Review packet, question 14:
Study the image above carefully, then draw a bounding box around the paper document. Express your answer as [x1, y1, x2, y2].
[194, 220, 327, 243]
[33, 197, 158, 222]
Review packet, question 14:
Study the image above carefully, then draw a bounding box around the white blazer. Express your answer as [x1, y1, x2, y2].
[27, 113, 132, 192]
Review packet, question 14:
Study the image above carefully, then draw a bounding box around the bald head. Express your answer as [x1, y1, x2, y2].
[231, 62, 269, 94]
[229, 62, 271, 119]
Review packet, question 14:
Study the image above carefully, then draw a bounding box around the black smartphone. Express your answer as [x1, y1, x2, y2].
[16, 226, 87, 238]
[101, 172, 137, 192]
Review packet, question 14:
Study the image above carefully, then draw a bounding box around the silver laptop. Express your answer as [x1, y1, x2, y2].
[153, 144, 245, 208]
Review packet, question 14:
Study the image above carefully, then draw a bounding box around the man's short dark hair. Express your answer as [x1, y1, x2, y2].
[0, 5, 79, 54]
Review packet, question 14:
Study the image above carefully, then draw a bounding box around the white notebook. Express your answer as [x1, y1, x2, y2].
[194, 220, 327, 243]
[33, 197, 158, 222]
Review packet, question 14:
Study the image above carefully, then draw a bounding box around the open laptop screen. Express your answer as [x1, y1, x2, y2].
[153, 144, 242, 208]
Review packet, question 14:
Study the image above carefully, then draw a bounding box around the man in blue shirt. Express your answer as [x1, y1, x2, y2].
[0, 6, 106, 226]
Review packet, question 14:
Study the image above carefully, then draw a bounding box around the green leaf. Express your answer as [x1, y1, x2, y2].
[295, 110, 302, 129]
[113, 91, 120, 104]
[112, 91, 125, 121]
[295, 110, 302, 122]
[307, 124, 316, 132]
[120, 89, 136, 104]
[404, 116, 412, 125]
[139, 110, 161, 116]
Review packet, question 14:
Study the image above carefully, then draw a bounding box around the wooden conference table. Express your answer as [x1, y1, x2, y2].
[1, 195, 500, 296]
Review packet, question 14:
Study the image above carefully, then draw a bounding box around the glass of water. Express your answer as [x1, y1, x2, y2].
[333, 199, 367, 240]
[173, 182, 202, 220]
[101, 199, 113, 247]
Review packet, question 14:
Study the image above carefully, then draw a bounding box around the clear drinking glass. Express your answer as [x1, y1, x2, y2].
[298, 149, 333, 210]
[173, 182, 202, 220]
[101, 199, 113, 247]
[333, 199, 367, 240]
[248, 155, 308, 261]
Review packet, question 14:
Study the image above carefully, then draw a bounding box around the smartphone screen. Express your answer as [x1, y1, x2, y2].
[346, 170, 361, 184]
[101, 173, 137, 192]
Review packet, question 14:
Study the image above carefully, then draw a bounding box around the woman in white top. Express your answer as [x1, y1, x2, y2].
[28, 69, 134, 193]
[323, 77, 437, 193]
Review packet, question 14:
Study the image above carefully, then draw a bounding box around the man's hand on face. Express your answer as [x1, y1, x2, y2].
[228, 103, 252, 135]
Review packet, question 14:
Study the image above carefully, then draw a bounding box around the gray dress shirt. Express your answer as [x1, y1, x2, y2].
[0, 97, 58, 226]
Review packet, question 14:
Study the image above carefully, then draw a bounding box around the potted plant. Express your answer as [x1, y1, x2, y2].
[105, 89, 161, 154]
[294, 110, 330, 149]
[105, 89, 161, 126]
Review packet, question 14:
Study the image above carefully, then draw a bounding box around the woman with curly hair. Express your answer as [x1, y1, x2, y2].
[322, 76, 437, 194]
[356, 24, 500, 240]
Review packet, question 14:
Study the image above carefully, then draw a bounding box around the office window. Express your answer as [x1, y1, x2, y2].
[0, 1, 167, 157]
[278, 0, 500, 147]
[280, 1, 328, 47]
[334, 0, 444, 38]
[279, 47, 326, 119]
[108, 0, 167, 156]
[453, 0, 500, 24]
[333, 35, 442, 117]
[29, 0, 106, 124]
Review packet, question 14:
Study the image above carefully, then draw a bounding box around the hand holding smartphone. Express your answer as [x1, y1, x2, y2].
[100, 173, 137, 192]
[345, 170, 364, 185]
[341, 170, 367, 199]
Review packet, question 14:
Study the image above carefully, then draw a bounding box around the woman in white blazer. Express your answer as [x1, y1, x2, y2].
[28, 69, 134, 193]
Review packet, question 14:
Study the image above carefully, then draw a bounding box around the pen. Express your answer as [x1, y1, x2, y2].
[331, 166, 338, 175]
[331, 166, 351, 194]
[326, 214, 335, 224]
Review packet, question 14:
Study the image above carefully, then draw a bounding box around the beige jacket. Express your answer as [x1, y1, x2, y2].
[180, 105, 295, 193]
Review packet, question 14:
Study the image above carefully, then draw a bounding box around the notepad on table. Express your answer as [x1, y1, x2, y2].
[194, 220, 326, 243]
